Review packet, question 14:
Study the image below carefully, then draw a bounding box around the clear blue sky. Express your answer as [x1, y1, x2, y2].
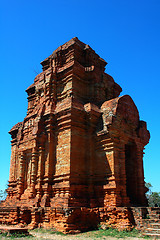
[0, 0, 160, 192]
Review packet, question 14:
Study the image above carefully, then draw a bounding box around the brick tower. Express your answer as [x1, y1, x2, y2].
[1, 37, 150, 232]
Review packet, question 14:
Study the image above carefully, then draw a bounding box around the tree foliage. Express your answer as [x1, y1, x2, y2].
[145, 182, 160, 207]
[0, 189, 7, 202]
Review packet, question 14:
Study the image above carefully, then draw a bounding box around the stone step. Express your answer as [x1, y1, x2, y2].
[144, 228, 160, 234]
[150, 211, 160, 215]
[150, 214, 160, 219]
[143, 232, 160, 238]
[143, 219, 160, 224]
[150, 211, 160, 214]
[148, 214, 160, 220]
[150, 207, 160, 211]
[150, 223, 160, 229]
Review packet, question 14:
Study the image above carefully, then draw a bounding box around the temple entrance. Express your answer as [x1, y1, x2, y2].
[21, 209, 31, 224]
[125, 142, 138, 206]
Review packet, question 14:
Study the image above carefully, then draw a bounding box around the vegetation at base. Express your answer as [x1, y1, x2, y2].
[78, 227, 150, 239]
[145, 182, 160, 207]
[0, 232, 32, 238]
[31, 227, 150, 239]
[0, 227, 150, 239]
[32, 227, 65, 235]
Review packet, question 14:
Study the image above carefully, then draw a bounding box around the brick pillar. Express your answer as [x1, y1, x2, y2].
[36, 146, 44, 200]
[87, 124, 94, 207]
[30, 147, 37, 198]
[84, 103, 101, 207]
[9, 145, 17, 183]
[17, 152, 24, 199]
[44, 119, 54, 182]
[41, 120, 54, 207]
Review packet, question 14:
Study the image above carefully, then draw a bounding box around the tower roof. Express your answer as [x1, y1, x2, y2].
[40, 37, 107, 70]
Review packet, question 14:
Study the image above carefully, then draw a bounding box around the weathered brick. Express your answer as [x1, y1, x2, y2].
[0, 37, 150, 232]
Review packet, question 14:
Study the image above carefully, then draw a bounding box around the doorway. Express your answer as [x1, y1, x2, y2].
[125, 142, 138, 206]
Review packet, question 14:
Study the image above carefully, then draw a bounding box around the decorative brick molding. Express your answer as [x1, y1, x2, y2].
[0, 37, 150, 232]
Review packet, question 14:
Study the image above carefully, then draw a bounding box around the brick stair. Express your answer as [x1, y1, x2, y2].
[142, 207, 160, 238]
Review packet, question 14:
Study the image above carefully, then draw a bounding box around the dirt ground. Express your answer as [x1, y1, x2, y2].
[30, 231, 150, 240]
[0, 225, 155, 240]
[0, 230, 153, 240]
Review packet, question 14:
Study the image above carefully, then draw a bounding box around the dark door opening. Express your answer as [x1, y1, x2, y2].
[125, 142, 138, 206]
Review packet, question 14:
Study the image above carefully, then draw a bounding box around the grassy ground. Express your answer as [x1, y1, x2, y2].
[0, 227, 153, 239]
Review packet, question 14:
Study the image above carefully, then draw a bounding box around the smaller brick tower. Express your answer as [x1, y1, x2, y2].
[0, 37, 150, 232]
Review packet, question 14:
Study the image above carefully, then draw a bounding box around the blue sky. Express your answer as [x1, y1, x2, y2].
[0, 0, 160, 192]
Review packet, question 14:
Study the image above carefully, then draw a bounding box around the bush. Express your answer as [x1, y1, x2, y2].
[145, 182, 160, 207]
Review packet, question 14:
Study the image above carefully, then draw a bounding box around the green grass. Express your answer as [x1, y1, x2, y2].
[76, 227, 150, 239]
[31, 227, 65, 235]
[0, 228, 65, 239]
[0, 227, 150, 239]
[32, 227, 150, 239]
[0, 232, 33, 238]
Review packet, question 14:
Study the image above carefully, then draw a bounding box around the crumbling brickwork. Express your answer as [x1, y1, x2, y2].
[0, 37, 150, 232]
